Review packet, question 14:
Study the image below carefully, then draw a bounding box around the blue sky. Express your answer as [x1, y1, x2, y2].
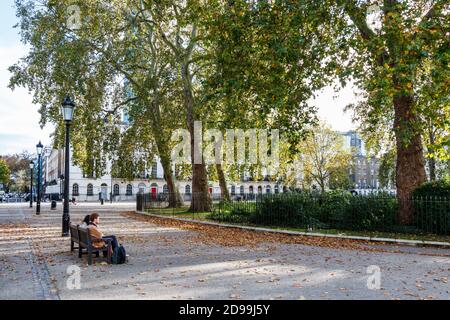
[0, 0, 356, 156]
[0, 0, 54, 155]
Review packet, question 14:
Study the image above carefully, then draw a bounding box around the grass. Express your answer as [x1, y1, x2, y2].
[142, 206, 450, 244]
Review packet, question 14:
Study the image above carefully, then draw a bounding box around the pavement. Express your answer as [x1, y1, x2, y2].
[0, 202, 449, 300]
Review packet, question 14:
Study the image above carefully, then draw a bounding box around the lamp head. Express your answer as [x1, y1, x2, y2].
[36, 141, 44, 156]
[61, 96, 76, 122]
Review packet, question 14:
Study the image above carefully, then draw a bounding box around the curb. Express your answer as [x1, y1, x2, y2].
[136, 211, 450, 248]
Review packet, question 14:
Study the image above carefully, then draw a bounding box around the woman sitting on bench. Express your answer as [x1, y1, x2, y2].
[87, 213, 119, 250]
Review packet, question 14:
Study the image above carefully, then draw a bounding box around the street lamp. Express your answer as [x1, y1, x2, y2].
[36, 141, 43, 215]
[29, 161, 34, 208]
[61, 96, 75, 237]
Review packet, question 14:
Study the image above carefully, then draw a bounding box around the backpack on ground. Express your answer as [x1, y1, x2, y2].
[111, 245, 127, 264]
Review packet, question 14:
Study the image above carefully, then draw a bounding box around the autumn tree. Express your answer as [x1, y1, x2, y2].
[326, 0, 449, 223]
[0, 159, 11, 187]
[9, 0, 185, 207]
[298, 122, 352, 193]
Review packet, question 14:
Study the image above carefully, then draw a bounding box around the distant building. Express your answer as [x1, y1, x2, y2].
[340, 131, 392, 190]
[41, 146, 283, 202]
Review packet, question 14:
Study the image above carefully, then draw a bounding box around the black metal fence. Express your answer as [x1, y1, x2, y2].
[136, 192, 450, 236]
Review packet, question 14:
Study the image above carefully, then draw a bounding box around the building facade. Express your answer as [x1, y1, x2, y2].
[341, 131, 384, 190]
[42, 147, 284, 202]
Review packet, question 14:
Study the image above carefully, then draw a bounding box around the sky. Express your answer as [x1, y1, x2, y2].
[0, 0, 357, 156]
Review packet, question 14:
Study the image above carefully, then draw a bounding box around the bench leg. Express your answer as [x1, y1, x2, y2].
[78, 246, 82, 258]
[87, 249, 93, 265]
[96, 251, 100, 258]
[71, 241, 74, 252]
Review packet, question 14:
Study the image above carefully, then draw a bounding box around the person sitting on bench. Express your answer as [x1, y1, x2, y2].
[80, 215, 90, 227]
[87, 213, 119, 250]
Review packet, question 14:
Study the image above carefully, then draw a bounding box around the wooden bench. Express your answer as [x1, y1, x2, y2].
[69, 223, 80, 252]
[69, 223, 112, 265]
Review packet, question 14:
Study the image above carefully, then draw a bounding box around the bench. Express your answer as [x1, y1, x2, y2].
[69, 223, 112, 265]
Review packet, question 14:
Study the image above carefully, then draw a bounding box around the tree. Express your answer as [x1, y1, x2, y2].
[0, 153, 33, 192]
[378, 148, 396, 189]
[298, 122, 352, 193]
[9, 0, 185, 207]
[326, 0, 449, 223]
[0, 159, 11, 187]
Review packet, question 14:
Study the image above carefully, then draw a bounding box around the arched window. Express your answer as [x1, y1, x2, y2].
[231, 185, 236, 196]
[274, 185, 279, 194]
[257, 186, 262, 194]
[163, 185, 169, 194]
[87, 184, 94, 196]
[126, 184, 133, 196]
[72, 183, 79, 196]
[185, 185, 191, 194]
[240, 185, 245, 195]
[249, 186, 254, 194]
[114, 184, 120, 195]
[138, 183, 146, 194]
[266, 185, 271, 194]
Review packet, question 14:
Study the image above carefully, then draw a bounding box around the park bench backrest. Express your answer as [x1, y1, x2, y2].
[78, 226, 90, 248]
[69, 224, 79, 242]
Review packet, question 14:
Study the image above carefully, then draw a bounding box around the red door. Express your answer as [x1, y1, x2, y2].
[151, 187, 157, 200]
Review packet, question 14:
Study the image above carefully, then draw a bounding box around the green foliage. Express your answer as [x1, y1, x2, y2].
[209, 191, 450, 235]
[413, 180, 450, 234]
[208, 201, 256, 224]
[0, 159, 11, 185]
[378, 148, 396, 188]
[413, 179, 450, 197]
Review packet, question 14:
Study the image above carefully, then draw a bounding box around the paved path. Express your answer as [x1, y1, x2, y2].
[0, 203, 449, 300]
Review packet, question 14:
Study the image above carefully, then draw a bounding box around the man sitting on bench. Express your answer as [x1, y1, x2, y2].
[88, 213, 119, 250]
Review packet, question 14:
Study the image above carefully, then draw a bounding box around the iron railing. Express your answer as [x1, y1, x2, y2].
[136, 192, 450, 236]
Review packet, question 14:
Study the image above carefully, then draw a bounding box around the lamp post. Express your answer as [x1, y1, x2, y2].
[29, 161, 34, 208]
[36, 142, 43, 215]
[61, 96, 75, 237]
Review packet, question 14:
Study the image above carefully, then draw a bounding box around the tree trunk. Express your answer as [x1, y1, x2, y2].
[216, 163, 230, 201]
[393, 95, 427, 225]
[428, 129, 436, 181]
[159, 151, 183, 208]
[181, 62, 211, 212]
[148, 99, 183, 208]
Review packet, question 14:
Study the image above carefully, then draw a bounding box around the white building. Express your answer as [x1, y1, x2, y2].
[42, 147, 284, 202]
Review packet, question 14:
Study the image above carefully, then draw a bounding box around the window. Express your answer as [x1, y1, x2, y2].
[114, 184, 120, 195]
[126, 184, 133, 196]
[274, 185, 279, 194]
[231, 185, 236, 196]
[87, 184, 94, 196]
[266, 185, 271, 194]
[249, 186, 254, 194]
[258, 186, 262, 194]
[138, 183, 146, 193]
[185, 185, 191, 194]
[163, 185, 169, 194]
[151, 162, 157, 178]
[72, 184, 79, 196]
[240, 185, 245, 195]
